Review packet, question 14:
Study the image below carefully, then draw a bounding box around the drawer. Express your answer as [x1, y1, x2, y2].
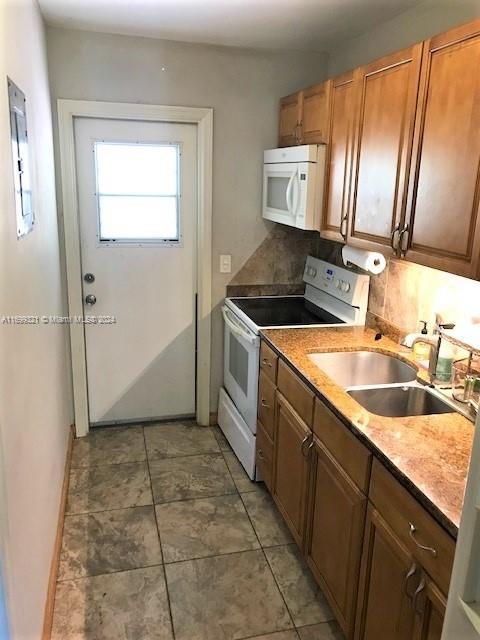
[313, 398, 371, 493]
[369, 459, 455, 594]
[256, 421, 274, 491]
[258, 370, 276, 440]
[277, 359, 314, 425]
[260, 341, 278, 383]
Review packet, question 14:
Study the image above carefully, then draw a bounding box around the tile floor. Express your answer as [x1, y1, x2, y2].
[52, 421, 345, 640]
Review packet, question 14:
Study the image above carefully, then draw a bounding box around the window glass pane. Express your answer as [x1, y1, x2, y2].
[98, 196, 178, 241]
[96, 143, 178, 195]
[267, 176, 289, 211]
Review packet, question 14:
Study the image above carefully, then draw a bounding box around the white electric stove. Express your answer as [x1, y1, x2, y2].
[218, 255, 370, 480]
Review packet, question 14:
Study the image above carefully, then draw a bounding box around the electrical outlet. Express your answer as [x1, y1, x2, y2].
[220, 254, 232, 274]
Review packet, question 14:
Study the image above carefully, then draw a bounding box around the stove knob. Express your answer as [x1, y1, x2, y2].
[335, 279, 341, 289]
[341, 281, 351, 292]
[311, 268, 317, 277]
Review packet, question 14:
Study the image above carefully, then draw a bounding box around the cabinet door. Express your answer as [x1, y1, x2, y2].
[301, 81, 331, 145]
[273, 392, 311, 545]
[321, 71, 358, 242]
[412, 577, 446, 640]
[279, 91, 303, 147]
[305, 438, 367, 638]
[355, 506, 417, 640]
[404, 20, 480, 277]
[348, 45, 423, 253]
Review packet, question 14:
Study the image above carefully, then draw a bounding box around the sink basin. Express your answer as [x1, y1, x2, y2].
[347, 386, 453, 417]
[308, 351, 417, 387]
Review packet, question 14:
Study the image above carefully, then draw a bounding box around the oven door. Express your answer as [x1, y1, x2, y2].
[222, 305, 260, 433]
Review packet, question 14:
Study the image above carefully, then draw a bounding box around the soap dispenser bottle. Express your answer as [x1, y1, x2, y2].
[413, 320, 430, 363]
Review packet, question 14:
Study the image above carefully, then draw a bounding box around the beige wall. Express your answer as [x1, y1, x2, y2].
[45, 26, 328, 410]
[328, 0, 480, 76]
[0, 1, 72, 637]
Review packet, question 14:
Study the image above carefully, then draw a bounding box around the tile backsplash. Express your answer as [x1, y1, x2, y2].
[369, 258, 480, 335]
[229, 227, 480, 336]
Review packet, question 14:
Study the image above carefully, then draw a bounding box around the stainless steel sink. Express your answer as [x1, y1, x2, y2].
[308, 351, 417, 387]
[347, 385, 454, 417]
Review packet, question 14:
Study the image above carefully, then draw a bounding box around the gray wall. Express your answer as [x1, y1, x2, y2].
[0, 1, 71, 636]
[45, 27, 328, 411]
[328, 0, 480, 76]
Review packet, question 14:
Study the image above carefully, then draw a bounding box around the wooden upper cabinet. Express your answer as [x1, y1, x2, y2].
[278, 91, 303, 147]
[321, 72, 358, 242]
[347, 44, 423, 253]
[305, 437, 367, 638]
[404, 19, 480, 277]
[272, 392, 311, 545]
[301, 81, 331, 145]
[278, 81, 331, 147]
[355, 506, 418, 640]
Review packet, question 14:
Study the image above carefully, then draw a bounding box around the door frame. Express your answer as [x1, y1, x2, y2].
[57, 99, 213, 437]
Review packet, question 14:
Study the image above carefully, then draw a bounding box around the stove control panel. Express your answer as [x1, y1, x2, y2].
[303, 256, 370, 308]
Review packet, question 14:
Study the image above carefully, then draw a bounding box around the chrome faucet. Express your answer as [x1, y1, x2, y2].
[402, 316, 455, 383]
[409, 335, 441, 382]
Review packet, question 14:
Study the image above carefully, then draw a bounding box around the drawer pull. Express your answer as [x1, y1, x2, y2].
[262, 358, 273, 368]
[404, 563, 418, 599]
[409, 522, 437, 557]
[261, 399, 270, 408]
[412, 575, 426, 614]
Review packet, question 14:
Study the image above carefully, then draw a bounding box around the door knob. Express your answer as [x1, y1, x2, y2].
[85, 294, 97, 306]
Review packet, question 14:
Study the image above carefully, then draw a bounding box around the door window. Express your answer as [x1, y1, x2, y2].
[94, 142, 180, 243]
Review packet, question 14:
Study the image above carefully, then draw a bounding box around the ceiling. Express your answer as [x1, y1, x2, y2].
[39, 0, 424, 52]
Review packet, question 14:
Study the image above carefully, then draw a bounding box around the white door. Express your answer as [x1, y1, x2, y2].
[74, 117, 197, 424]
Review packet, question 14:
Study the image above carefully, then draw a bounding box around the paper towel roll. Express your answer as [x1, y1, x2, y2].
[341, 245, 386, 275]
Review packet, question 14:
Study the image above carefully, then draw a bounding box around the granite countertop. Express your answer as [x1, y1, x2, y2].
[261, 325, 474, 539]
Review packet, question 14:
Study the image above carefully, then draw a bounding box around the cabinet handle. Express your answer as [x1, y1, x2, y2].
[391, 223, 401, 253]
[408, 522, 437, 557]
[260, 399, 270, 408]
[398, 224, 410, 258]
[404, 562, 418, 599]
[412, 575, 426, 615]
[295, 123, 303, 144]
[262, 358, 272, 368]
[340, 213, 348, 240]
[301, 434, 312, 458]
[307, 438, 315, 459]
[257, 449, 265, 461]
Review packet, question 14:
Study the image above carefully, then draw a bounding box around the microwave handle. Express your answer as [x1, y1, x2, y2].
[222, 306, 257, 345]
[285, 171, 296, 214]
[291, 171, 301, 216]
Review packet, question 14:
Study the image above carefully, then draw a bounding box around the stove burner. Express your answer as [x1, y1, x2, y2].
[230, 296, 344, 327]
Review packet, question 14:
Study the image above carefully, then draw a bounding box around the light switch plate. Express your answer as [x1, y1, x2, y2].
[220, 254, 232, 274]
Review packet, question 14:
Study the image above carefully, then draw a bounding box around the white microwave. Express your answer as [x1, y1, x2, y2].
[262, 144, 326, 230]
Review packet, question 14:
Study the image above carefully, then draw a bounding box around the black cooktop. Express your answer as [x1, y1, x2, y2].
[230, 296, 344, 327]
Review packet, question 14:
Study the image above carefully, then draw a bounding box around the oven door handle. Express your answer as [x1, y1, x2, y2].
[222, 306, 258, 345]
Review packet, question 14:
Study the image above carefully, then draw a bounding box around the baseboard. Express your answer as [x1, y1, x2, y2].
[209, 411, 218, 426]
[41, 424, 74, 640]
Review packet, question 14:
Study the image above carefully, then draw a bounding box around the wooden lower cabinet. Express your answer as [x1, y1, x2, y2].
[272, 391, 311, 545]
[305, 437, 367, 638]
[355, 506, 418, 640]
[412, 577, 446, 640]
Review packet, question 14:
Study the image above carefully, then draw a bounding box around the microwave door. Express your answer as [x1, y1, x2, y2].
[263, 163, 298, 225]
